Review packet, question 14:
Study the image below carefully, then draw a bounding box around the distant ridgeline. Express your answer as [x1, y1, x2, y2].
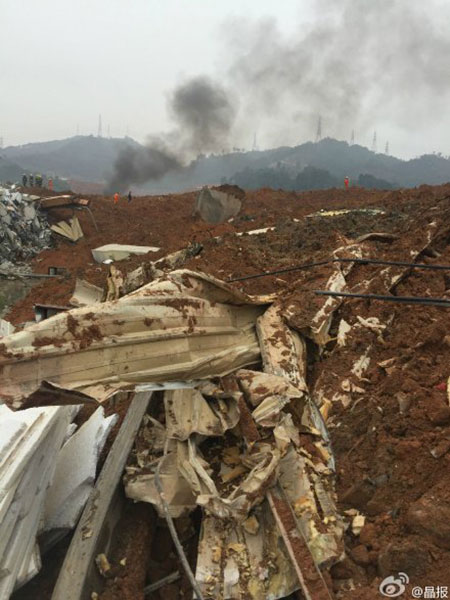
[2, 136, 450, 193]
[227, 165, 394, 191]
[141, 137, 450, 193]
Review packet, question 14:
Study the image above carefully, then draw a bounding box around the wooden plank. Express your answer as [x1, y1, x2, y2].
[51, 391, 152, 600]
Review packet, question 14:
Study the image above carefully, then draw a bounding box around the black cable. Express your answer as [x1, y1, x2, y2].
[227, 260, 332, 282]
[227, 257, 450, 283]
[337, 257, 450, 270]
[314, 290, 450, 307]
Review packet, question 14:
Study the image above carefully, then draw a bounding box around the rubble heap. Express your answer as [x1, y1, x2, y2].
[0, 185, 52, 267]
[3, 184, 450, 599]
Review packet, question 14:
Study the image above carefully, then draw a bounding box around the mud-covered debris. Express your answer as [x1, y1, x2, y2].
[95, 553, 112, 577]
[0, 185, 52, 265]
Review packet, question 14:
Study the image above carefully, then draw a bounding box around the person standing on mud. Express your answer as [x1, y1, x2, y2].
[22, 174, 27, 187]
[113, 192, 120, 205]
[29, 174, 34, 187]
[127, 190, 132, 203]
[344, 176, 349, 190]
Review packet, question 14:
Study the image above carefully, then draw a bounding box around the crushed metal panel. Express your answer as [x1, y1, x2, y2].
[121, 243, 203, 296]
[0, 270, 268, 408]
[196, 502, 300, 599]
[278, 447, 344, 568]
[125, 440, 197, 518]
[164, 388, 240, 441]
[256, 304, 308, 390]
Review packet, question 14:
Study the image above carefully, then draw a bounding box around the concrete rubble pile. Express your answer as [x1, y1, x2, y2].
[0, 185, 52, 268]
[0, 404, 116, 597]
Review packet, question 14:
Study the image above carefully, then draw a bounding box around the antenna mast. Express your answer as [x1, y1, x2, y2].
[315, 116, 322, 142]
[371, 131, 377, 152]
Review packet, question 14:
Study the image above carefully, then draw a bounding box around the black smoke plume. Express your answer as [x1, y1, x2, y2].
[106, 76, 235, 192]
[108, 0, 450, 191]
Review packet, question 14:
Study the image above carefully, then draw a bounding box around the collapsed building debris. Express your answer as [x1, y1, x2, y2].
[0, 404, 115, 597]
[4, 184, 450, 598]
[0, 270, 270, 407]
[0, 268, 343, 599]
[0, 185, 52, 266]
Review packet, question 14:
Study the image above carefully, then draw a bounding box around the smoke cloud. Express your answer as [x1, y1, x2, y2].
[225, 0, 450, 146]
[106, 141, 181, 193]
[170, 76, 236, 155]
[107, 76, 236, 192]
[108, 0, 450, 191]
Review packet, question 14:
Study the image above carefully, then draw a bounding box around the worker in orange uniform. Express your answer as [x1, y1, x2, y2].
[344, 176, 349, 190]
[113, 192, 120, 204]
[48, 178, 53, 191]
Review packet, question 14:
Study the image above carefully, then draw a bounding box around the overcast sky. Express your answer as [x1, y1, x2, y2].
[2, 0, 450, 159]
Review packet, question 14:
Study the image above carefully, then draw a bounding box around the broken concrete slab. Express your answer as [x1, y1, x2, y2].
[194, 187, 242, 224]
[0, 318, 15, 337]
[91, 243, 160, 263]
[51, 392, 152, 600]
[0, 405, 74, 597]
[43, 406, 118, 534]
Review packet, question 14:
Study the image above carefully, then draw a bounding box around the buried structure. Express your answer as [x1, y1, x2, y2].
[2, 184, 450, 598]
[0, 269, 343, 599]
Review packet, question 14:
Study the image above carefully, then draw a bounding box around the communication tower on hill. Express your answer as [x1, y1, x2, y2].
[371, 131, 377, 153]
[350, 129, 355, 145]
[97, 114, 102, 138]
[385, 141, 389, 155]
[315, 116, 322, 142]
[0, 136, 3, 149]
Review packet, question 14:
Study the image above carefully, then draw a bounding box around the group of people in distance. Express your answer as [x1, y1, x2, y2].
[22, 173, 53, 190]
